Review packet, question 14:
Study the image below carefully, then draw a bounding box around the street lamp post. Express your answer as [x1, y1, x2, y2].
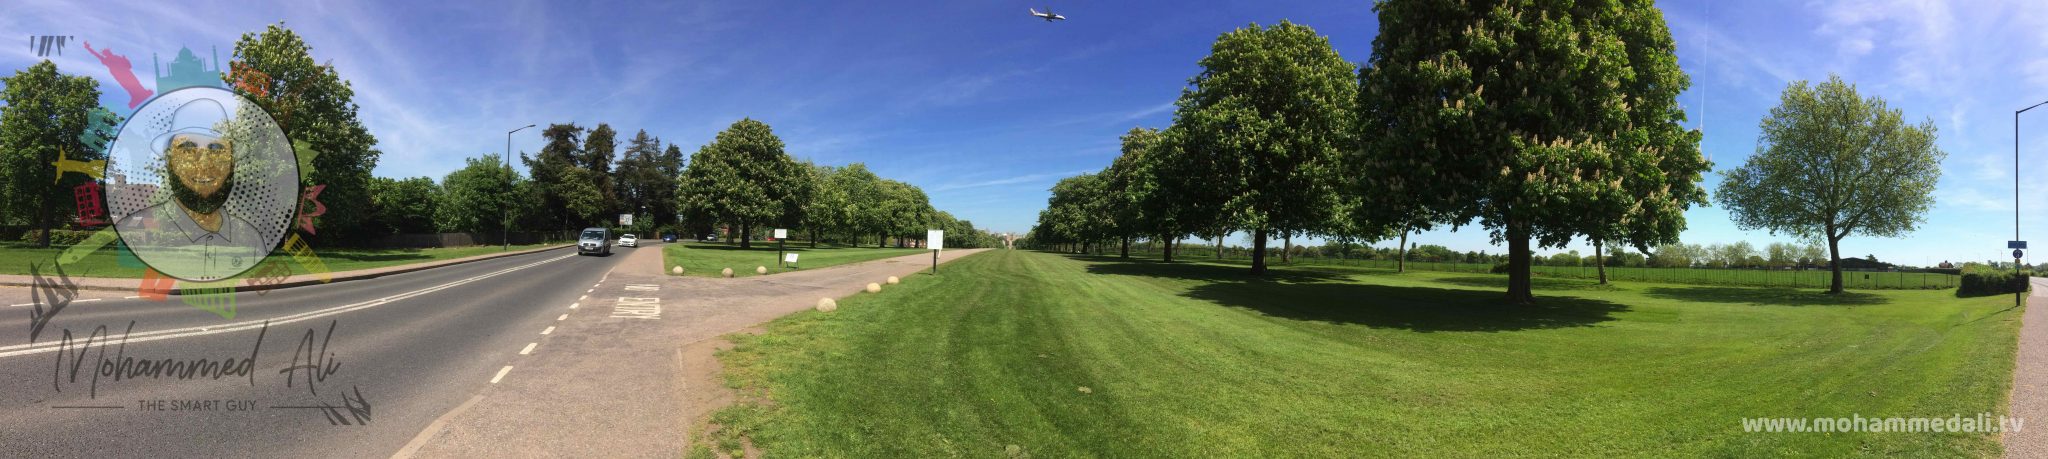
[2017, 101, 2048, 309]
[506, 124, 536, 250]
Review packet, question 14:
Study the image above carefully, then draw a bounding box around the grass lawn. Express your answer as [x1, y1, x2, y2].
[0, 240, 565, 279]
[706, 250, 2020, 457]
[662, 241, 926, 278]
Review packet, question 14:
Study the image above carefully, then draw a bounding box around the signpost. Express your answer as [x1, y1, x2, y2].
[927, 229, 944, 274]
[784, 253, 799, 269]
[774, 229, 788, 267]
[619, 213, 633, 227]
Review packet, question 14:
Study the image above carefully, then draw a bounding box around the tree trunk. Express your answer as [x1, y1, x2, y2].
[1215, 232, 1224, 259]
[1120, 237, 1130, 259]
[34, 191, 51, 248]
[1250, 228, 1269, 275]
[879, 233, 887, 248]
[1397, 229, 1409, 273]
[810, 230, 818, 248]
[1506, 224, 1534, 304]
[1163, 236, 1175, 262]
[1282, 234, 1291, 264]
[1595, 239, 1608, 285]
[739, 223, 751, 248]
[1827, 236, 1844, 294]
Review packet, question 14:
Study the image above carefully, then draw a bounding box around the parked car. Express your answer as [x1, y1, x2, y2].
[661, 233, 678, 243]
[618, 233, 638, 248]
[577, 228, 612, 256]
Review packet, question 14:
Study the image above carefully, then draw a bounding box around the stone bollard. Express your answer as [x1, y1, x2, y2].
[816, 297, 837, 312]
[756, 266, 768, 275]
[886, 276, 900, 285]
[865, 283, 881, 293]
[721, 267, 734, 278]
[672, 266, 684, 275]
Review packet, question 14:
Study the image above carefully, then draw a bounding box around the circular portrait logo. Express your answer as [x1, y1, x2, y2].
[104, 86, 299, 282]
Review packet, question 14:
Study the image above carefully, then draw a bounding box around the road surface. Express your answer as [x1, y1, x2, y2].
[0, 242, 986, 457]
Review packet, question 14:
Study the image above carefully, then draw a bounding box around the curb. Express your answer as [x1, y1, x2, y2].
[0, 244, 572, 295]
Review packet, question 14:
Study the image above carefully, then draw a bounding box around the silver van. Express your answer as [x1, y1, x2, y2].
[578, 227, 612, 256]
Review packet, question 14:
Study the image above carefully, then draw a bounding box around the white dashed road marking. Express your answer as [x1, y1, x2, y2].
[541, 326, 555, 335]
[611, 297, 661, 320]
[557, 314, 568, 321]
[520, 343, 536, 355]
[569, 302, 579, 309]
[0, 254, 578, 358]
[490, 366, 513, 383]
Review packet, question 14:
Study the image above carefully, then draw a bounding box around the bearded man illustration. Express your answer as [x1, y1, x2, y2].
[119, 97, 265, 280]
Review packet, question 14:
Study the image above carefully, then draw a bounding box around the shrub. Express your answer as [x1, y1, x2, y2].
[1957, 264, 2030, 297]
[1490, 262, 1511, 274]
[18, 229, 97, 246]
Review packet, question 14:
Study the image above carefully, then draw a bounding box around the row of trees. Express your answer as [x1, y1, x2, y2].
[412, 117, 1003, 249]
[1033, 3, 1943, 299]
[1033, 11, 1708, 303]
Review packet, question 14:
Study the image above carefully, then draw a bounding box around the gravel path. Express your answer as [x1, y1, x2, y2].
[2007, 278, 2046, 458]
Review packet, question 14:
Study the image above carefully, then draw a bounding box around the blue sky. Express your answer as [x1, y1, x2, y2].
[3, 0, 2045, 266]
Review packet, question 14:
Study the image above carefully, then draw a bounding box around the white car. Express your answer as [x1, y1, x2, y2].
[618, 234, 638, 248]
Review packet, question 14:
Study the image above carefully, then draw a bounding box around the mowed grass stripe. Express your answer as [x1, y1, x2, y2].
[710, 250, 2018, 457]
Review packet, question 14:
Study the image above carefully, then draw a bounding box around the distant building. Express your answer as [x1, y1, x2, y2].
[1938, 260, 1955, 269]
[155, 46, 222, 93]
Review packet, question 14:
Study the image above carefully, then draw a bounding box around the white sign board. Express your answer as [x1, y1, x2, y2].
[619, 214, 633, 226]
[784, 253, 799, 263]
[927, 229, 944, 251]
[773, 228, 787, 239]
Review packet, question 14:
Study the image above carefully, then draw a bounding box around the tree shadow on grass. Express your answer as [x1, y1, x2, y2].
[1086, 259, 1626, 332]
[1083, 258, 1345, 284]
[1433, 275, 1621, 291]
[1641, 286, 1890, 306]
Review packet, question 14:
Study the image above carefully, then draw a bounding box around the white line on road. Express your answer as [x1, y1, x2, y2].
[73, 298, 102, 303]
[579, 295, 586, 300]
[7, 303, 31, 307]
[520, 342, 536, 355]
[569, 302, 579, 309]
[125, 295, 142, 299]
[490, 366, 513, 383]
[541, 326, 554, 335]
[557, 314, 568, 321]
[0, 253, 578, 358]
[586, 289, 593, 293]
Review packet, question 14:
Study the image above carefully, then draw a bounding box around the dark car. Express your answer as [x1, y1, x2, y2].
[662, 233, 678, 243]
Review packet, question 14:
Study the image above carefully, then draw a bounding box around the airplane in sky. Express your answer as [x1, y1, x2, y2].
[1029, 7, 1066, 22]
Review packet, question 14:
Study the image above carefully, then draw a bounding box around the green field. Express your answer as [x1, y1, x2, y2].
[706, 250, 2019, 457]
[0, 241, 564, 278]
[661, 242, 926, 278]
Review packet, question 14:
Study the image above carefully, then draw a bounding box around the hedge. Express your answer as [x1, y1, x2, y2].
[1957, 265, 2030, 297]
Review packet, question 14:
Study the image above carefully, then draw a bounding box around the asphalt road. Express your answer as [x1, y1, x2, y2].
[0, 243, 625, 457]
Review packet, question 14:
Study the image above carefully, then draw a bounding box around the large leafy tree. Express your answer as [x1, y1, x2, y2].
[1360, 0, 1709, 303]
[230, 24, 382, 242]
[369, 176, 440, 234]
[828, 163, 887, 246]
[437, 153, 525, 236]
[0, 61, 102, 246]
[1715, 75, 1942, 293]
[802, 163, 848, 247]
[524, 123, 586, 229]
[582, 123, 619, 219]
[614, 129, 666, 228]
[1173, 21, 1357, 274]
[876, 179, 933, 247]
[676, 118, 808, 248]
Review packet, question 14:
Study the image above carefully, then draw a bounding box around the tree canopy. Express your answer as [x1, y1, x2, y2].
[1715, 75, 1943, 293]
[676, 118, 810, 248]
[0, 60, 103, 246]
[1172, 21, 1357, 275]
[230, 23, 383, 242]
[1359, 0, 1709, 303]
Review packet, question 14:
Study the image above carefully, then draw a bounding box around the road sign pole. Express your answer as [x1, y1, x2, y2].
[779, 239, 785, 268]
[932, 249, 938, 274]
